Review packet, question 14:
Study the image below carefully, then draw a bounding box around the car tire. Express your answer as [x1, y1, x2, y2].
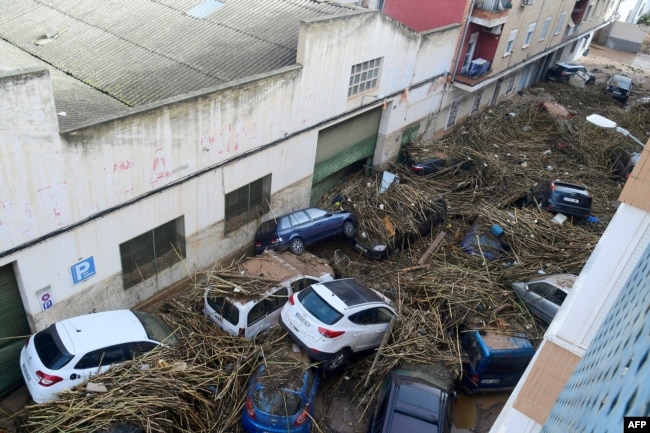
[342, 221, 355, 238]
[289, 238, 305, 255]
[322, 349, 349, 371]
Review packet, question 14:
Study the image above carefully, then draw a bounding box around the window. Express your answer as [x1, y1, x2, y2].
[349, 307, 393, 325]
[504, 29, 518, 56]
[348, 58, 382, 97]
[523, 22, 536, 48]
[289, 210, 310, 227]
[446, 96, 463, 130]
[539, 17, 551, 41]
[549, 289, 568, 306]
[225, 174, 271, 233]
[529, 282, 555, 298]
[584, 5, 593, 21]
[120, 217, 186, 289]
[554, 12, 566, 35]
[506, 75, 516, 94]
[205, 296, 240, 325]
[75, 344, 126, 369]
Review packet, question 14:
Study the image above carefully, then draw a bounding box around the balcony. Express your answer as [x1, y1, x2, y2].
[471, 0, 511, 28]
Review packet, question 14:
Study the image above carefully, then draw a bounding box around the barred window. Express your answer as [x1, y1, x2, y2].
[348, 58, 382, 97]
[224, 174, 271, 233]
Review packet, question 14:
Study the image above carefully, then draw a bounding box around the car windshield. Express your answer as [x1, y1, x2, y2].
[254, 387, 303, 416]
[34, 324, 74, 370]
[297, 287, 343, 325]
[133, 311, 177, 344]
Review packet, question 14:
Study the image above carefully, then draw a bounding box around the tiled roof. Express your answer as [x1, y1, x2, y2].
[0, 0, 353, 131]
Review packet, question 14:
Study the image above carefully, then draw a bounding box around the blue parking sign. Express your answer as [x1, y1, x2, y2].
[70, 256, 96, 284]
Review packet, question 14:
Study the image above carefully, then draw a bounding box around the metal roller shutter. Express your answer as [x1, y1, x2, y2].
[0, 264, 30, 397]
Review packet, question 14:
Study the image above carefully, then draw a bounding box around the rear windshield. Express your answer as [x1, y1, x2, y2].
[34, 324, 74, 370]
[206, 296, 240, 326]
[297, 287, 343, 325]
[254, 387, 302, 416]
[133, 311, 177, 345]
[256, 220, 278, 235]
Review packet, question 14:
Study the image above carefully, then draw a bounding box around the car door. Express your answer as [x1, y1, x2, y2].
[347, 307, 395, 351]
[524, 282, 556, 323]
[304, 208, 337, 241]
[72, 343, 129, 384]
[288, 210, 313, 243]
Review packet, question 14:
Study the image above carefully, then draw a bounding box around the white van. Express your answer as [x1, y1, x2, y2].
[203, 251, 334, 338]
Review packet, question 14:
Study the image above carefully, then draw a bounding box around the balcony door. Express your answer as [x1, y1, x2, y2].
[461, 32, 479, 75]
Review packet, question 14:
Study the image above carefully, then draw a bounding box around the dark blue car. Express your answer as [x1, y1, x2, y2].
[242, 360, 320, 433]
[255, 207, 357, 255]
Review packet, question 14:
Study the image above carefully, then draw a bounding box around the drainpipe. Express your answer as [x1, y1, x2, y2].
[451, 0, 477, 84]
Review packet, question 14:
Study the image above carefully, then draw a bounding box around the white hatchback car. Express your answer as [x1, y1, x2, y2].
[280, 278, 397, 371]
[20, 309, 176, 403]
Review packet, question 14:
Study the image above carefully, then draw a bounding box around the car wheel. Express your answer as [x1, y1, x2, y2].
[289, 238, 305, 255]
[342, 221, 355, 238]
[323, 349, 349, 371]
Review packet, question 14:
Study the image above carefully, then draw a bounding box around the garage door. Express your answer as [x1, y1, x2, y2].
[311, 108, 382, 204]
[0, 264, 30, 397]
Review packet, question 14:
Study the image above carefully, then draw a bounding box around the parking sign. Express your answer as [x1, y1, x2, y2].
[70, 256, 96, 284]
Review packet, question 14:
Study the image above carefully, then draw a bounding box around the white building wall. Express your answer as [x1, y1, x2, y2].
[1, 12, 462, 329]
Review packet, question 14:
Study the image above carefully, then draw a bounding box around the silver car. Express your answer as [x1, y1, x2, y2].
[511, 274, 576, 324]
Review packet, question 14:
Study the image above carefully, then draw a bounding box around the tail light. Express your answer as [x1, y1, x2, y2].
[410, 165, 424, 174]
[288, 294, 295, 305]
[470, 373, 480, 385]
[245, 395, 256, 418]
[318, 327, 344, 338]
[255, 241, 262, 247]
[294, 404, 310, 426]
[36, 370, 64, 387]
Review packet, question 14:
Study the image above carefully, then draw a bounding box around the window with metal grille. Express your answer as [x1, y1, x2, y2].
[348, 58, 382, 97]
[225, 174, 271, 233]
[120, 216, 186, 289]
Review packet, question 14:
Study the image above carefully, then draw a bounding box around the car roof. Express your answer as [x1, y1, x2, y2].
[315, 278, 387, 308]
[611, 74, 632, 86]
[55, 310, 149, 355]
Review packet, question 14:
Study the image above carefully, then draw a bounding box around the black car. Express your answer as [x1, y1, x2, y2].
[406, 157, 474, 176]
[367, 365, 455, 433]
[605, 74, 633, 103]
[545, 63, 596, 84]
[255, 207, 357, 255]
[529, 180, 592, 219]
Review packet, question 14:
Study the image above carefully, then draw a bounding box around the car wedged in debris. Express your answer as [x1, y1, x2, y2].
[367, 364, 455, 433]
[529, 180, 592, 219]
[511, 273, 576, 324]
[242, 356, 319, 433]
[605, 74, 633, 103]
[545, 63, 596, 84]
[280, 278, 397, 371]
[20, 310, 176, 403]
[255, 208, 357, 255]
[203, 251, 334, 338]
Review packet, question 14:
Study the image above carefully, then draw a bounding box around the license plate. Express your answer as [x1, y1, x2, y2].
[481, 378, 500, 384]
[563, 197, 579, 203]
[21, 363, 32, 383]
[295, 312, 309, 327]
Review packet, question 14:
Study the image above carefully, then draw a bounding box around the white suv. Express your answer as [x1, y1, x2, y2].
[280, 278, 397, 371]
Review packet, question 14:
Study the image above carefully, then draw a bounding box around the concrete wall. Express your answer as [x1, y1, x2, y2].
[1, 12, 461, 329]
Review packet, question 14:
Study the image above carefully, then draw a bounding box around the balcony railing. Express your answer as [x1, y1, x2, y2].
[476, 0, 512, 12]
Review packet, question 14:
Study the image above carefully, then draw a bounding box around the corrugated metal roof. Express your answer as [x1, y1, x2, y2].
[0, 0, 354, 131]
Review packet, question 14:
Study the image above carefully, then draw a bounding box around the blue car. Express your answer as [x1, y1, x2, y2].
[242, 360, 320, 433]
[255, 207, 357, 255]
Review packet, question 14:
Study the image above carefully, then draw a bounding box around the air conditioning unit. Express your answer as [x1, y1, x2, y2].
[522, 0, 534, 5]
[483, 25, 502, 35]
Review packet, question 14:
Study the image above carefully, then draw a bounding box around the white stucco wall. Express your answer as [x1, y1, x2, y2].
[1, 12, 463, 329]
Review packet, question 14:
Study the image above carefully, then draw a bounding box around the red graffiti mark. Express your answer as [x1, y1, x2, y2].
[150, 149, 171, 184]
[113, 160, 135, 172]
[53, 208, 61, 217]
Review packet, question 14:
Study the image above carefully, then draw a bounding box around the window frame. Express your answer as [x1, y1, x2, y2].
[348, 58, 383, 97]
[224, 174, 271, 233]
[554, 12, 567, 35]
[539, 17, 551, 41]
[504, 29, 519, 56]
[119, 216, 186, 290]
[523, 22, 536, 48]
